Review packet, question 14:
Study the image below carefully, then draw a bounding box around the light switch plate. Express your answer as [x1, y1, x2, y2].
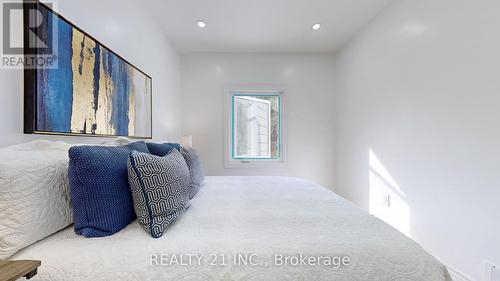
[382, 194, 391, 207]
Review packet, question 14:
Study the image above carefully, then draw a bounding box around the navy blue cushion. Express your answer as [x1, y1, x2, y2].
[146, 142, 180, 157]
[179, 146, 205, 199]
[68, 141, 150, 237]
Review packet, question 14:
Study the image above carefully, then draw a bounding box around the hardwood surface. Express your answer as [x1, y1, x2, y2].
[0, 260, 41, 281]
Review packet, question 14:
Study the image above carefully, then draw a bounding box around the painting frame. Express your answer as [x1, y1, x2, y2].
[24, 1, 153, 139]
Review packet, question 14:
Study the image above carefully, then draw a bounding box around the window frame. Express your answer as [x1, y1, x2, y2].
[224, 89, 286, 169]
[233, 94, 276, 160]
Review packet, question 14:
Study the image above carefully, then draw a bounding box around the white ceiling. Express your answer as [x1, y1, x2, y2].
[146, 0, 392, 53]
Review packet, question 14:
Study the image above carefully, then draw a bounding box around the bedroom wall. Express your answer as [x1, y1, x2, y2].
[332, 0, 500, 280]
[180, 53, 336, 189]
[0, 0, 182, 147]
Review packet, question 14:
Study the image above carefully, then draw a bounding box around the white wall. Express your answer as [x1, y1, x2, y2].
[181, 53, 335, 188]
[0, 0, 182, 147]
[333, 0, 500, 280]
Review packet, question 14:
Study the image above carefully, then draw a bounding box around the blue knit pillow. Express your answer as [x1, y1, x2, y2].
[146, 142, 180, 157]
[68, 142, 149, 237]
[179, 146, 205, 199]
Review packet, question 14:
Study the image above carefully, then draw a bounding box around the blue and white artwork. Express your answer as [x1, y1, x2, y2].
[33, 4, 152, 138]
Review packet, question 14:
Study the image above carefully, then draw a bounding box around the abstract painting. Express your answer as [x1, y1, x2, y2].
[24, 2, 152, 138]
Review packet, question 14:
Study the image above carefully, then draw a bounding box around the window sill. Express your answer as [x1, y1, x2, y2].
[224, 159, 287, 169]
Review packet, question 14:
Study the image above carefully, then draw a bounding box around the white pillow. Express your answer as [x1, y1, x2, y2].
[100, 136, 132, 146]
[0, 140, 73, 259]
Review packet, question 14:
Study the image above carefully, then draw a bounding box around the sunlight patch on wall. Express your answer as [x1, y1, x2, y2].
[369, 149, 411, 236]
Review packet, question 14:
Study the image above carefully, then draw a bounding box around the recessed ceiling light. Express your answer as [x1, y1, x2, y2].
[197, 20, 207, 28]
[312, 23, 321, 31]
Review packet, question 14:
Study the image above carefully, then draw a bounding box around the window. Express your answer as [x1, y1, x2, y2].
[225, 90, 284, 167]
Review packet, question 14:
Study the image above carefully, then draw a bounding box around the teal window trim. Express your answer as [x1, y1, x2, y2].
[231, 92, 281, 161]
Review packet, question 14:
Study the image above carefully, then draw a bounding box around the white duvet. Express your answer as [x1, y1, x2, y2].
[0, 140, 73, 259]
[12, 176, 451, 281]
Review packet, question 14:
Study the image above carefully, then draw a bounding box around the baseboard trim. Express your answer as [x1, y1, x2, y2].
[448, 266, 473, 281]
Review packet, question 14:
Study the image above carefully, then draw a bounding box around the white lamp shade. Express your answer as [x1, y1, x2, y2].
[180, 135, 193, 148]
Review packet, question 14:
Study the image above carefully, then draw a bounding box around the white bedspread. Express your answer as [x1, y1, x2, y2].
[12, 176, 451, 281]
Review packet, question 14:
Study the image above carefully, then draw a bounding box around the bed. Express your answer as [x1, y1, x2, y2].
[11, 176, 451, 281]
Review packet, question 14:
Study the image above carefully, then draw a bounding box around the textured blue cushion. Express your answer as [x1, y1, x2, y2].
[179, 146, 205, 199]
[68, 142, 150, 237]
[146, 142, 180, 157]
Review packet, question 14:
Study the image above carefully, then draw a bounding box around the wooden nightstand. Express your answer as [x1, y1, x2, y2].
[0, 260, 41, 281]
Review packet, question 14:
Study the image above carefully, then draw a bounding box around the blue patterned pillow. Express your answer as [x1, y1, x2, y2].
[146, 142, 180, 157]
[127, 149, 191, 238]
[68, 142, 149, 237]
